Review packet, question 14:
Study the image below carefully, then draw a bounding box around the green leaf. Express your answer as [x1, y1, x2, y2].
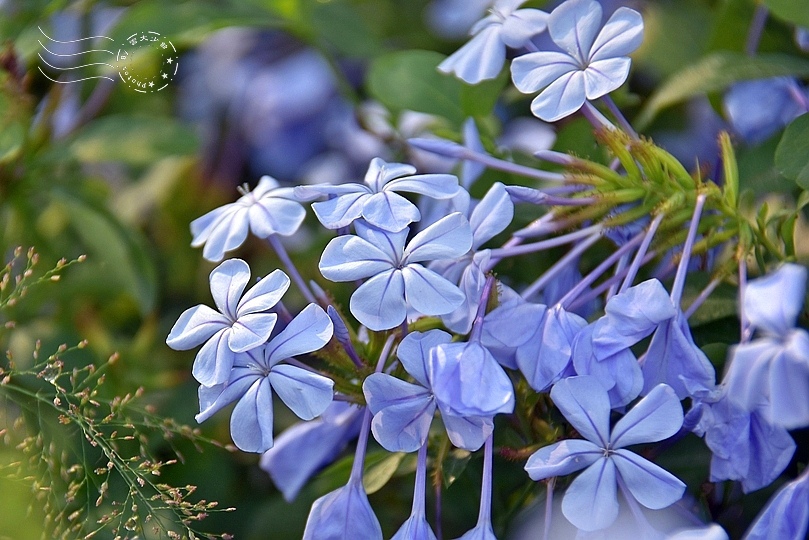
[764, 0, 809, 27]
[441, 448, 471, 488]
[307, 0, 383, 58]
[637, 53, 809, 128]
[58, 193, 158, 315]
[775, 113, 809, 189]
[70, 115, 199, 167]
[362, 452, 404, 494]
[367, 50, 468, 125]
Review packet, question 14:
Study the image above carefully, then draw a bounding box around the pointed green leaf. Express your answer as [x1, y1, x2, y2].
[763, 0, 809, 27]
[637, 53, 809, 128]
[776, 113, 809, 189]
[362, 452, 405, 494]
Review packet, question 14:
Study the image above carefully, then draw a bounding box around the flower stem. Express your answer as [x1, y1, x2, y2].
[412, 442, 429, 517]
[267, 235, 317, 304]
[739, 261, 752, 343]
[477, 434, 494, 526]
[470, 275, 496, 342]
[489, 224, 602, 259]
[670, 194, 706, 306]
[521, 233, 602, 300]
[745, 4, 769, 56]
[684, 277, 721, 319]
[543, 478, 556, 540]
[581, 102, 617, 132]
[619, 213, 665, 294]
[601, 95, 638, 139]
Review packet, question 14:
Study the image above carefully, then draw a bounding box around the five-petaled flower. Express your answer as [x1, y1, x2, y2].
[510, 0, 644, 122]
[295, 157, 461, 232]
[191, 176, 306, 262]
[166, 259, 289, 386]
[319, 213, 472, 330]
[525, 376, 685, 531]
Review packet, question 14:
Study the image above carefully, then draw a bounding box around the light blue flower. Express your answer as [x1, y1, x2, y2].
[194, 303, 334, 453]
[724, 263, 809, 429]
[690, 391, 795, 493]
[302, 477, 383, 540]
[319, 213, 472, 330]
[743, 469, 809, 540]
[295, 157, 461, 232]
[392, 443, 437, 540]
[190, 176, 306, 262]
[363, 330, 495, 452]
[510, 0, 644, 122]
[525, 376, 685, 532]
[432, 182, 514, 333]
[723, 78, 807, 145]
[438, 0, 549, 84]
[166, 259, 289, 386]
[260, 402, 363, 502]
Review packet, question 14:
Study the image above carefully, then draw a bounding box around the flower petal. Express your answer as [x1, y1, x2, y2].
[403, 264, 465, 317]
[228, 312, 278, 352]
[583, 57, 631, 100]
[397, 330, 452, 388]
[561, 457, 619, 531]
[469, 182, 514, 249]
[385, 174, 460, 200]
[437, 26, 506, 84]
[269, 364, 334, 420]
[404, 212, 472, 262]
[311, 192, 369, 230]
[249, 198, 306, 237]
[589, 6, 644, 62]
[611, 384, 683, 448]
[361, 191, 421, 232]
[319, 235, 395, 282]
[548, 0, 602, 62]
[192, 329, 237, 386]
[613, 449, 685, 509]
[237, 269, 290, 316]
[440, 409, 493, 451]
[501, 8, 549, 48]
[210, 258, 251, 319]
[195, 369, 258, 423]
[364, 157, 417, 192]
[525, 439, 603, 480]
[199, 206, 250, 262]
[530, 69, 587, 122]
[265, 304, 333, 365]
[369, 395, 436, 452]
[302, 480, 383, 540]
[744, 263, 807, 336]
[510, 51, 579, 93]
[350, 269, 407, 331]
[166, 305, 230, 350]
[549, 375, 610, 446]
[230, 378, 275, 453]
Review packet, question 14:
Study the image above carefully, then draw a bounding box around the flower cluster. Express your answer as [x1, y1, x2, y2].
[166, 0, 809, 538]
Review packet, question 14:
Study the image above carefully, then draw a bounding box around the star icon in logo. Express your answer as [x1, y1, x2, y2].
[161, 72, 168, 79]
[166, 57, 173, 64]
[149, 81, 154, 87]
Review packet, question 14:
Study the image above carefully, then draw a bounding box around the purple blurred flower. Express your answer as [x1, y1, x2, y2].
[744, 469, 809, 540]
[295, 157, 460, 232]
[319, 214, 472, 330]
[691, 391, 795, 493]
[724, 264, 809, 429]
[260, 402, 363, 502]
[511, 0, 644, 121]
[438, 0, 549, 84]
[194, 303, 334, 453]
[166, 259, 289, 386]
[723, 78, 808, 145]
[526, 376, 685, 532]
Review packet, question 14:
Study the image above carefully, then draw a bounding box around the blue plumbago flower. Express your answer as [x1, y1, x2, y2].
[797, 27, 809, 52]
[481, 290, 546, 370]
[724, 263, 809, 429]
[166, 259, 289, 386]
[438, 0, 549, 84]
[190, 176, 306, 262]
[392, 443, 437, 540]
[517, 304, 587, 392]
[319, 213, 472, 331]
[260, 402, 363, 502]
[510, 0, 644, 122]
[194, 303, 334, 453]
[363, 330, 496, 452]
[294, 157, 461, 232]
[723, 78, 808, 145]
[432, 182, 515, 333]
[525, 376, 686, 532]
[303, 407, 383, 540]
[744, 468, 809, 540]
[690, 391, 795, 493]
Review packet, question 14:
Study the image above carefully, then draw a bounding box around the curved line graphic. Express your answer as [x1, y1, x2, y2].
[39, 53, 116, 71]
[38, 67, 115, 84]
[38, 25, 114, 43]
[39, 41, 113, 56]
